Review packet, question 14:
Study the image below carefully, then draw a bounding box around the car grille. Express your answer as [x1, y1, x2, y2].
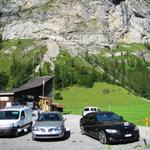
[36, 134, 59, 137]
[40, 128, 46, 132]
[48, 128, 54, 132]
[38, 127, 55, 132]
[120, 127, 133, 134]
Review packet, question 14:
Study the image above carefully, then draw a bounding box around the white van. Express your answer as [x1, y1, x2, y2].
[82, 106, 101, 116]
[0, 106, 32, 137]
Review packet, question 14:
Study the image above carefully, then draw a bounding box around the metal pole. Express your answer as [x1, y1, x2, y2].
[42, 79, 45, 111]
[43, 79, 45, 98]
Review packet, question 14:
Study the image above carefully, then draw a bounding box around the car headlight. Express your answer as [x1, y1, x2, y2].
[134, 126, 139, 131]
[32, 126, 40, 131]
[54, 126, 63, 131]
[105, 129, 118, 133]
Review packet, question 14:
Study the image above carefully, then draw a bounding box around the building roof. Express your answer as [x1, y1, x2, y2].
[3, 105, 31, 111]
[14, 76, 53, 92]
[0, 92, 14, 96]
[0, 76, 53, 95]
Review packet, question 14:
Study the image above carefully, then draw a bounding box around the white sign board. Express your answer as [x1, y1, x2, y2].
[5, 102, 12, 107]
[0, 97, 9, 101]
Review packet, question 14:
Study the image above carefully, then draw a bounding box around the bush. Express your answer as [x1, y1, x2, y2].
[18, 40, 21, 45]
[54, 92, 63, 100]
[103, 88, 110, 94]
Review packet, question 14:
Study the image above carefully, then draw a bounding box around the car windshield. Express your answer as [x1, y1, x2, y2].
[37, 113, 61, 121]
[96, 112, 122, 122]
[0, 111, 20, 120]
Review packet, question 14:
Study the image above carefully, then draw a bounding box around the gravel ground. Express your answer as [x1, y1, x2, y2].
[0, 114, 150, 150]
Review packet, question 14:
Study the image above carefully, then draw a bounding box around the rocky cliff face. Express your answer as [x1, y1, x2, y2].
[0, 0, 150, 55]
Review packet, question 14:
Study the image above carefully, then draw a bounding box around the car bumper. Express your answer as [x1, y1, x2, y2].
[32, 131, 65, 139]
[107, 131, 140, 143]
[0, 127, 18, 136]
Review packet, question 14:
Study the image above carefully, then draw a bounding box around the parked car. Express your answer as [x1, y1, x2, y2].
[80, 111, 139, 144]
[32, 111, 66, 140]
[82, 106, 101, 116]
[0, 106, 32, 137]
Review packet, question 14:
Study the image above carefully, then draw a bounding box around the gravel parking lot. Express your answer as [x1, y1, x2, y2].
[0, 115, 150, 150]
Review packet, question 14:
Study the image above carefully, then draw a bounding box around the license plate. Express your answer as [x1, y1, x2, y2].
[125, 134, 132, 137]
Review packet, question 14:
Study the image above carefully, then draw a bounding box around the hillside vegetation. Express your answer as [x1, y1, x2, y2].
[54, 82, 150, 126]
[54, 43, 150, 99]
[0, 39, 48, 90]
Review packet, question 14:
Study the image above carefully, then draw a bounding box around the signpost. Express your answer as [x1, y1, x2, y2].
[43, 79, 45, 97]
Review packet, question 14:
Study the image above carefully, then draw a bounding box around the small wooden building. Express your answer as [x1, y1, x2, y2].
[0, 76, 53, 109]
[0, 92, 14, 109]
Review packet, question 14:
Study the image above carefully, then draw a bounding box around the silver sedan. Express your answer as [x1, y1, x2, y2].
[32, 111, 66, 140]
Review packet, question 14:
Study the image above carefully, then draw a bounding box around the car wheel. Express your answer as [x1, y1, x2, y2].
[28, 122, 32, 132]
[80, 125, 85, 135]
[32, 136, 36, 141]
[99, 130, 107, 144]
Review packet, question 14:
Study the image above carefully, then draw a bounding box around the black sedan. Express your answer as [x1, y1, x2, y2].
[80, 111, 140, 144]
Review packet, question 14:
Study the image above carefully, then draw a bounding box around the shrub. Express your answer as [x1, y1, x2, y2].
[103, 88, 110, 94]
[54, 92, 63, 100]
[18, 40, 21, 45]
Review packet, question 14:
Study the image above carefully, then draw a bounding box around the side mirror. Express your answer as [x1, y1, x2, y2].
[21, 116, 25, 120]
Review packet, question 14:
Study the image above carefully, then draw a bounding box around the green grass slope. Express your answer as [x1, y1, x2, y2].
[55, 82, 150, 126]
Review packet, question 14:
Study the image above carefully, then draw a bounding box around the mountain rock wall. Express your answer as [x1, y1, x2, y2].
[0, 0, 150, 54]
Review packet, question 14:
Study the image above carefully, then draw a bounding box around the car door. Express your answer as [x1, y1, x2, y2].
[19, 111, 25, 130]
[81, 115, 88, 133]
[84, 113, 96, 136]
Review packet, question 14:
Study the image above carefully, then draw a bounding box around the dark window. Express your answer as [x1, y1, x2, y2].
[84, 108, 89, 111]
[96, 113, 122, 122]
[0, 111, 20, 120]
[87, 114, 95, 122]
[21, 111, 25, 119]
